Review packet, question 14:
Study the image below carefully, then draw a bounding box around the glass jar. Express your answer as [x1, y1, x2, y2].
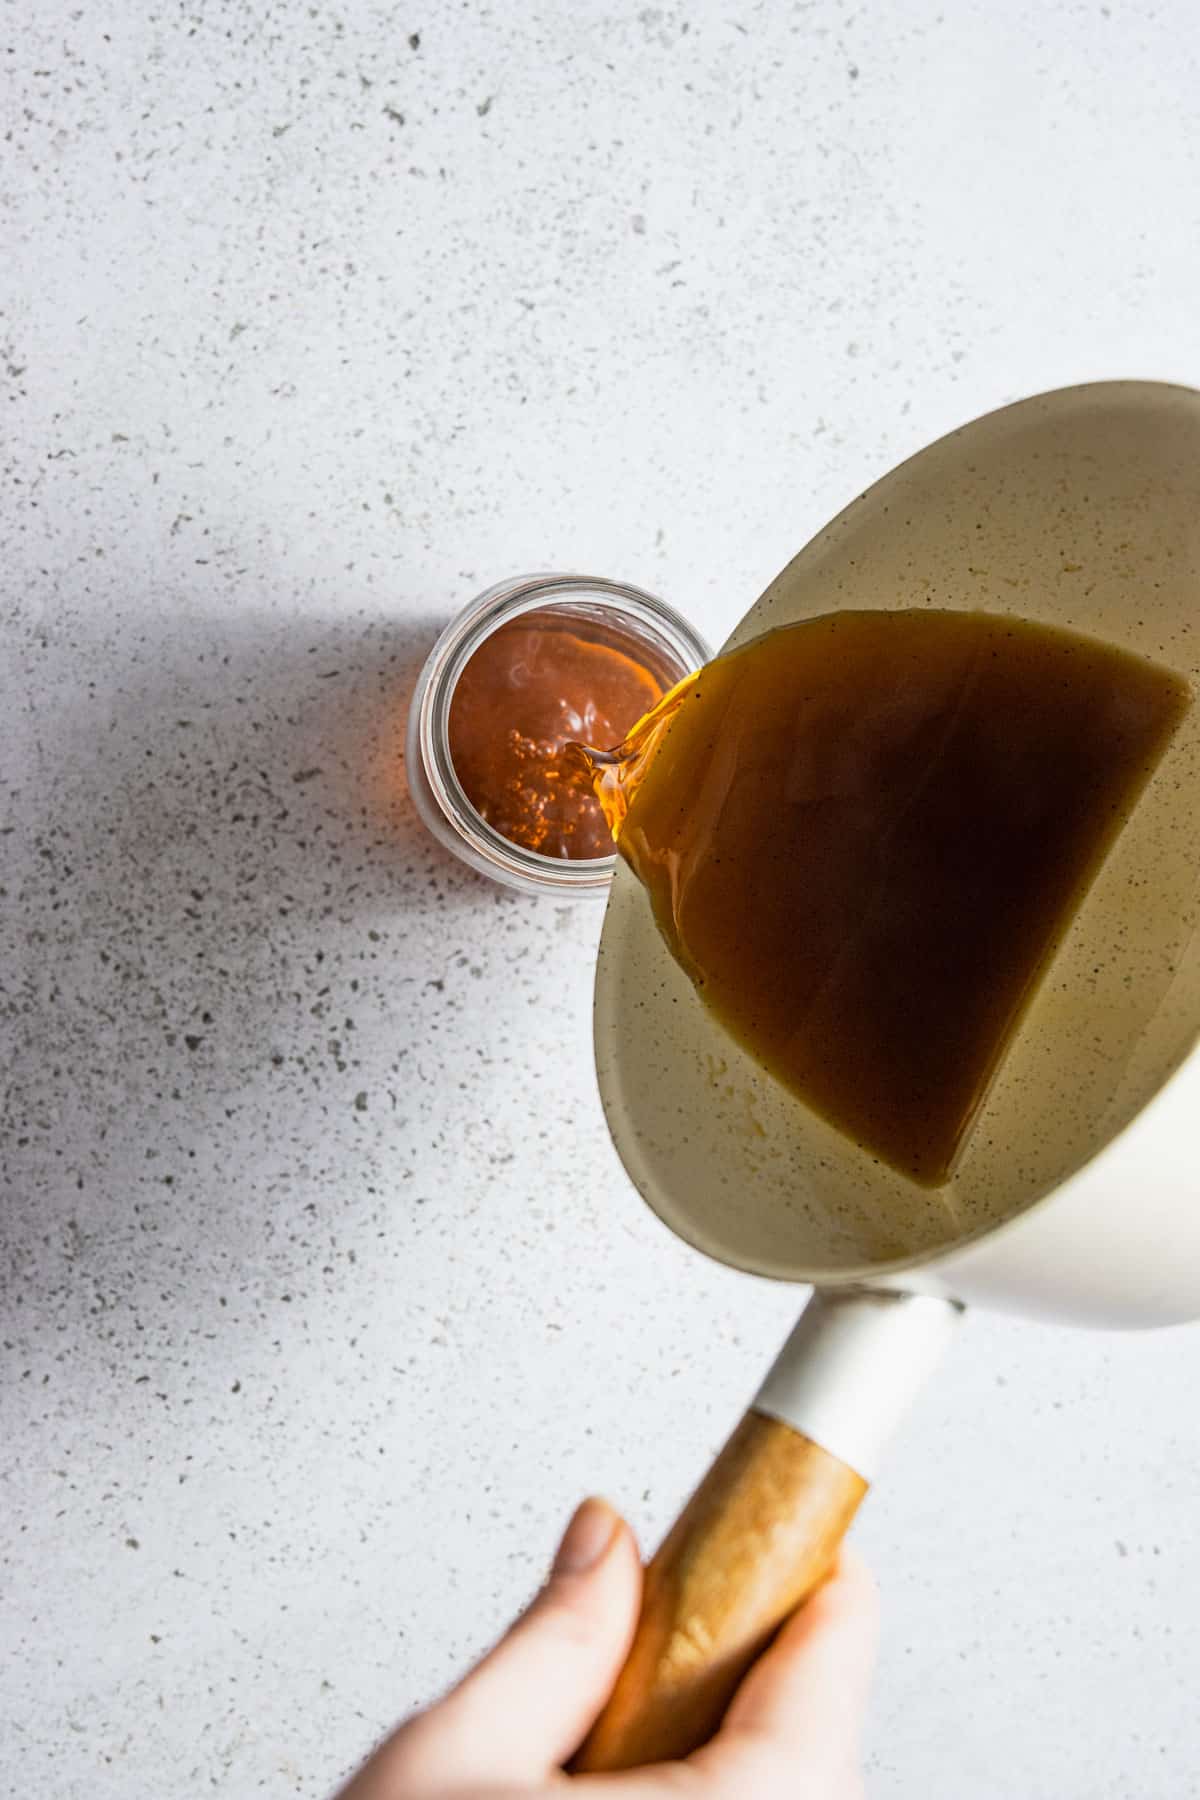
[406, 573, 712, 897]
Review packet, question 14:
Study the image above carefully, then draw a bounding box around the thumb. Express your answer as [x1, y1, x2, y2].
[382, 1499, 642, 1788]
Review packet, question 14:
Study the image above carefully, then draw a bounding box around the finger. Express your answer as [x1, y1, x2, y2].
[356, 1498, 642, 1792]
[727, 1549, 879, 1740]
[439, 1498, 641, 1775]
[686, 1549, 879, 1796]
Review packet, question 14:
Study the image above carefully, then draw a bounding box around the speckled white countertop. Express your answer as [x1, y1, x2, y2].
[4, 3, 1200, 1795]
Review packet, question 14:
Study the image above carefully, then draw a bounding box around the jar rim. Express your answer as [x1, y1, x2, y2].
[407, 574, 712, 896]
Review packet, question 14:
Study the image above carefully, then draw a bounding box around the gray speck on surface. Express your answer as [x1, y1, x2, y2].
[476, 94, 493, 116]
[354, 1091, 368, 1111]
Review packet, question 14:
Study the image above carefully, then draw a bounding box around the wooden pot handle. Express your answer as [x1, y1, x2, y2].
[571, 1409, 866, 1772]
[571, 1289, 962, 1773]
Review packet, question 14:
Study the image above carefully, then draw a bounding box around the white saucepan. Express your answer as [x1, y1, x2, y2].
[574, 380, 1200, 1771]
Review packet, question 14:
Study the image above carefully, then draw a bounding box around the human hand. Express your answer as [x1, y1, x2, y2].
[337, 1497, 878, 1798]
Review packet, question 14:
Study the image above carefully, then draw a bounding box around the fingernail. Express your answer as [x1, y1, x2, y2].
[553, 1497, 618, 1575]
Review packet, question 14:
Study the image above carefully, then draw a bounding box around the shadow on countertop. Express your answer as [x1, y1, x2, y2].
[35, 603, 452, 902]
[2, 601, 544, 1322]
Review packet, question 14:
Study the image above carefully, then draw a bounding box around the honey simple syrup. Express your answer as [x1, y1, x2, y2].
[589, 610, 1191, 1186]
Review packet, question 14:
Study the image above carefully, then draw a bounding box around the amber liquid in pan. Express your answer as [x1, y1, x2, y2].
[588, 610, 1191, 1187]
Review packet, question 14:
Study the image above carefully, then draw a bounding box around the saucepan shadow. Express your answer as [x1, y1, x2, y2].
[2, 599, 528, 1337]
[41, 601, 492, 925]
[70, 605, 448, 876]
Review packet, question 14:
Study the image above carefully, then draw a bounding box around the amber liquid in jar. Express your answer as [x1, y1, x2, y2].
[448, 607, 676, 860]
[586, 609, 1191, 1186]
